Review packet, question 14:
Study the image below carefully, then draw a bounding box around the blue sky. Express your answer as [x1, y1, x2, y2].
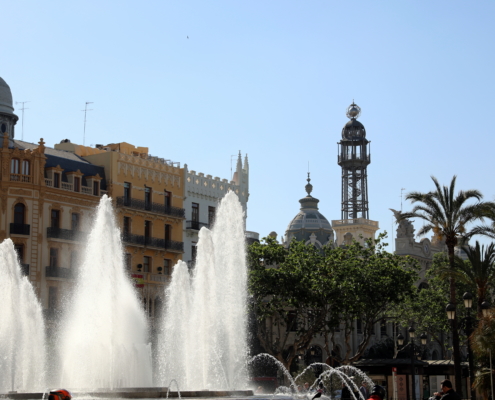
[2, 1, 494, 250]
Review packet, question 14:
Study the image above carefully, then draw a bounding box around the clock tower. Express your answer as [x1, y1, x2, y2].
[332, 102, 379, 245]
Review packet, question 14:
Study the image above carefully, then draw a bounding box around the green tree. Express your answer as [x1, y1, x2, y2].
[322, 235, 418, 364]
[248, 235, 418, 369]
[471, 310, 495, 399]
[402, 175, 494, 392]
[248, 237, 331, 370]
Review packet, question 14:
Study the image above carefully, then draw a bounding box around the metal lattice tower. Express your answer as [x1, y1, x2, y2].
[338, 102, 371, 220]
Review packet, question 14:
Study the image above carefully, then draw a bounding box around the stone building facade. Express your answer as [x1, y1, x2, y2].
[183, 151, 249, 268]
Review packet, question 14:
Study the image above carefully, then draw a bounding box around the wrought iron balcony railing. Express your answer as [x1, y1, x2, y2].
[122, 232, 184, 252]
[21, 263, 29, 276]
[47, 227, 87, 241]
[46, 266, 73, 279]
[186, 220, 209, 230]
[10, 223, 30, 235]
[116, 196, 185, 218]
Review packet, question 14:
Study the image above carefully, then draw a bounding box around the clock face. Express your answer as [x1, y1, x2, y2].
[423, 243, 430, 255]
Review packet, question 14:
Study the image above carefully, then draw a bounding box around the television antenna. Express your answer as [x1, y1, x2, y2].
[82, 102, 93, 145]
[15, 101, 30, 140]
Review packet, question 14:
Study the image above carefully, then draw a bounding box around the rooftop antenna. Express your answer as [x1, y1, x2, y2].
[230, 154, 236, 180]
[400, 187, 406, 212]
[15, 101, 30, 140]
[82, 102, 93, 146]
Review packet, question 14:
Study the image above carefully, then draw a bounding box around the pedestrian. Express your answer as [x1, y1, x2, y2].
[367, 385, 386, 400]
[433, 379, 461, 400]
[359, 382, 368, 399]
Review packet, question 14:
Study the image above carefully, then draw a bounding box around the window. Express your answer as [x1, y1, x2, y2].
[143, 256, 151, 273]
[164, 191, 171, 208]
[145, 220, 151, 244]
[380, 320, 387, 336]
[124, 182, 131, 204]
[51, 209, 60, 228]
[145, 187, 151, 210]
[164, 259, 171, 275]
[149, 299, 152, 317]
[71, 213, 80, 231]
[191, 244, 197, 263]
[74, 177, 81, 192]
[208, 206, 216, 227]
[10, 158, 19, 174]
[356, 319, 362, 334]
[50, 248, 59, 267]
[22, 160, 30, 175]
[123, 216, 131, 235]
[165, 224, 172, 242]
[125, 253, 132, 271]
[14, 244, 24, 262]
[14, 203, 25, 224]
[93, 181, 99, 196]
[192, 203, 199, 222]
[70, 251, 79, 269]
[54, 173, 60, 188]
[48, 287, 58, 310]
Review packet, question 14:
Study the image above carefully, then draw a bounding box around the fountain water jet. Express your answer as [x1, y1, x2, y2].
[0, 239, 46, 393]
[158, 191, 248, 390]
[57, 195, 152, 389]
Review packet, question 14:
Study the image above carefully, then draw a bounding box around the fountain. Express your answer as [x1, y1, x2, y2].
[0, 239, 46, 393]
[57, 195, 152, 389]
[157, 190, 248, 390]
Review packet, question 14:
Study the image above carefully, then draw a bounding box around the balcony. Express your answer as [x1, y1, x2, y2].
[10, 223, 30, 235]
[116, 197, 185, 218]
[46, 266, 73, 279]
[186, 220, 209, 230]
[20, 263, 29, 276]
[47, 227, 87, 242]
[45, 179, 107, 197]
[10, 173, 31, 183]
[122, 232, 184, 252]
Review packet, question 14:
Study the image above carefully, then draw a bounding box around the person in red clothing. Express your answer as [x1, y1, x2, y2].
[48, 389, 72, 400]
[367, 385, 386, 400]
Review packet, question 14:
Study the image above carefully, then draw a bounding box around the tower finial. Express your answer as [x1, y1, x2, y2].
[305, 172, 313, 196]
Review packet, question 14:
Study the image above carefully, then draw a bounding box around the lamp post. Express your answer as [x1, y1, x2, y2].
[463, 292, 476, 400]
[396, 327, 427, 400]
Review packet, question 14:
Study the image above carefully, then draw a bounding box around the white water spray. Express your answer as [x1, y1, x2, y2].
[57, 195, 152, 389]
[158, 191, 248, 390]
[0, 239, 46, 392]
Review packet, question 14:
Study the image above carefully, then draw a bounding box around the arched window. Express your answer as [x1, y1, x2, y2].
[11, 158, 19, 174]
[22, 160, 30, 175]
[14, 203, 25, 225]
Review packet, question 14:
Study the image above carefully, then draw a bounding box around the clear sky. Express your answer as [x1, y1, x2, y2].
[2, 1, 494, 250]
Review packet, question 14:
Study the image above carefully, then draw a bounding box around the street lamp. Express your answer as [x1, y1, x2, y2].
[420, 333, 427, 346]
[446, 303, 456, 320]
[397, 333, 404, 346]
[463, 292, 476, 400]
[408, 326, 416, 338]
[482, 301, 491, 318]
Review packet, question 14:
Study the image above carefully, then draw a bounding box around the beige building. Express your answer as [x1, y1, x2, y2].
[56, 140, 186, 324]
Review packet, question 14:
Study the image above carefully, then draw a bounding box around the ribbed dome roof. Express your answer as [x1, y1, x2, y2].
[285, 175, 333, 236]
[0, 78, 14, 115]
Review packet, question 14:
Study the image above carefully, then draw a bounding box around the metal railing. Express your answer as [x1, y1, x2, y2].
[186, 220, 209, 230]
[44, 178, 106, 196]
[122, 232, 184, 252]
[116, 196, 185, 218]
[338, 154, 370, 163]
[10, 173, 31, 183]
[46, 266, 73, 279]
[333, 218, 379, 227]
[21, 263, 29, 276]
[10, 223, 31, 235]
[47, 227, 87, 241]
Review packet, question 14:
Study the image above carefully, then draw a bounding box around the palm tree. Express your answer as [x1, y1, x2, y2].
[402, 175, 495, 394]
[446, 242, 495, 319]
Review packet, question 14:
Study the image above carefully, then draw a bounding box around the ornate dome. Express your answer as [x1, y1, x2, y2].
[0, 77, 14, 115]
[284, 174, 334, 248]
[342, 102, 366, 141]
